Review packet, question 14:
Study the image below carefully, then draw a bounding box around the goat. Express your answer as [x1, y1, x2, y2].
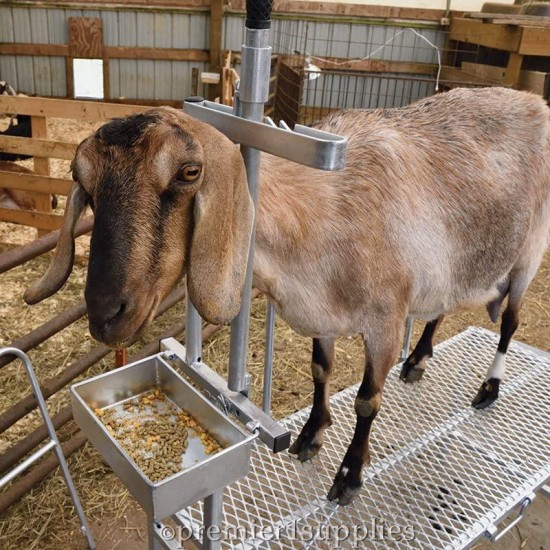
[0, 114, 33, 162]
[0, 161, 36, 210]
[24, 87, 550, 505]
[0, 81, 32, 162]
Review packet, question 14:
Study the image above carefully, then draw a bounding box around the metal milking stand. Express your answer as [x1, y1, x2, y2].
[151, 1, 347, 548]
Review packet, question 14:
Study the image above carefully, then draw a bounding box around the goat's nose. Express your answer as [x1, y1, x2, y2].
[86, 294, 128, 331]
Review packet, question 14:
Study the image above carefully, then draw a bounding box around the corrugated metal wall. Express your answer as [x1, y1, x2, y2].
[0, 5, 444, 106]
[0, 6, 209, 100]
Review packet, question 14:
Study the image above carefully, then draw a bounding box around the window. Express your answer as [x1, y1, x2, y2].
[73, 58, 104, 99]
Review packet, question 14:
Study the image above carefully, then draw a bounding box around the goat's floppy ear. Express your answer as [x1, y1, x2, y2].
[187, 132, 254, 325]
[24, 181, 87, 304]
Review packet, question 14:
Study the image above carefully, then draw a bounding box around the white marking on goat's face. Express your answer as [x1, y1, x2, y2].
[73, 108, 208, 346]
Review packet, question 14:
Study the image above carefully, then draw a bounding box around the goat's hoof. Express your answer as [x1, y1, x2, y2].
[289, 432, 323, 462]
[327, 472, 362, 506]
[399, 362, 425, 383]
[471, 378, 500, 409]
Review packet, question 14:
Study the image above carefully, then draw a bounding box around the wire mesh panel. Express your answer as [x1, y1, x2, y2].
[181, 327, 550, 549]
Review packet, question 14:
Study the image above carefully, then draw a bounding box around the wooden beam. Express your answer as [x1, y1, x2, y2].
[0, 171, 72, 195]
[208, 0, 224, 101]
[0, 135, 76, 161]
[105, 46, 209, 61]
[31, 116, 53, 238]
[0, 43, 210, 63]
[0, 208, 63, 232]
[461, 61, 549, 95]
[282, 54, 437, 75]
[504, 52, 523, 86]
[0, 43, 69, 56]
[0, 96, 147, 121]
[465, 13, 550, 25]
[1, 0, 449, 21]
[439, 66, 497, 86]
[518, 27, 550, 56]
[231, 0, 448, 21]
[450, 18, 521, 52]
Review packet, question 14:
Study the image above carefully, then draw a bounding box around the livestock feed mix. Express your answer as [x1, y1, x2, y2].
[94, 389, 223, 483]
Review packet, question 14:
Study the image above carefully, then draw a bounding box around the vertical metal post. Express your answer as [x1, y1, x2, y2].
[186, 291, 202, 365]
[228, 2, 273, 394]
[262, 302, 275, 414]
[203, 490, 224, 550]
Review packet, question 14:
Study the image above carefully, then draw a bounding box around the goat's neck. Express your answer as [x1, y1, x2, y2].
[253, 154, 334, 298]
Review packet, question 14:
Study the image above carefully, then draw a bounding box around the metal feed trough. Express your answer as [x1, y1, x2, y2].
[69, 1, 549, 548]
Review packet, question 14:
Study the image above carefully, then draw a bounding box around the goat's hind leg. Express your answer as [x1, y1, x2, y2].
[400, 316, 443, 383]
[289, 337, 334, 462]
[471, 304, 519, 409]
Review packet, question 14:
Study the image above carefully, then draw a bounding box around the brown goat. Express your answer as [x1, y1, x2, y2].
[25, 87, 550, 504]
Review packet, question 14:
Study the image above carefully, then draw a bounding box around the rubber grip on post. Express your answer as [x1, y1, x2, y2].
[246, 0, 273, 29]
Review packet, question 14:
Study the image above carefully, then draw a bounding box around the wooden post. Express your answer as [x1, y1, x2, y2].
[504, 52, 523, 87]
[115, 348, 127, 368]
[30, 116, 52, 238]
[208, 0, 224, 101]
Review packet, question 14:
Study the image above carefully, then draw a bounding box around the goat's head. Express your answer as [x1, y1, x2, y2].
[24, 107, 254, 346]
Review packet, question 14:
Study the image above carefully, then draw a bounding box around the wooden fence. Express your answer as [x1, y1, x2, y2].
[0, 95, 149, 234]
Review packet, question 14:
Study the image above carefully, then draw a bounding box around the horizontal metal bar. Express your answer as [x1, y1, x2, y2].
[0, 439, 56, 488]
[160, 338, 291, 453]
[183, 99, 347, 171]
[486, 494, 535, 543]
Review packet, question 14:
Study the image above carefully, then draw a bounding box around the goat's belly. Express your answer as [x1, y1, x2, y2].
[410, 283, 503, 320]
[271, 296, 358, 338]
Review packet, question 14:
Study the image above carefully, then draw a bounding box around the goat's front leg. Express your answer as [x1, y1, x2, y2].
[289, 337, 334, 462]
[328, 321, 403, 505]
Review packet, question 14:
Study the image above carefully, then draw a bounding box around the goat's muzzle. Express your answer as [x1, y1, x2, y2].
[85, 290, 157, 347]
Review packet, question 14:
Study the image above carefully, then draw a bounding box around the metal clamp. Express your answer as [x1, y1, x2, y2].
[161, 338, 291, 453]
[183, 98, 347, 171]
[484, 493, 535, 542]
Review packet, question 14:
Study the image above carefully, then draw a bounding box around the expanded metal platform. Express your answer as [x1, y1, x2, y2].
[177, 327, 550, 549]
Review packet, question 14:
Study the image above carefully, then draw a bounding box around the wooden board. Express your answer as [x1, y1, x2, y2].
[69, 17, 104, 59]
[518, 26, 550, 56]
[450, 18, 521, 52]
[0, 96, 148, 121]
[281, 54, 437, 75]
[461, 62, 549, 96]
[0, 208, 63, 232]
[465, 13, 550, 25]
[0, 171, 72, 195]
[105, 46, 208, 61]
[0, 135, 76, 161]
[0, 44, 69, 56]
[1, 0, 449, 21]
[439, 66, 498, 86]
[31, 116, 52, 238]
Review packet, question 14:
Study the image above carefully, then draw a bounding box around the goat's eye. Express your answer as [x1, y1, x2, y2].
[175, 164, 202, 184]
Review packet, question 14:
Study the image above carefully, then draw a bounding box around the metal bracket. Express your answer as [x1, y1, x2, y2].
[484, 493, 535, 542]
[183, 98, 347, 171]
[160, 338, 291, 453]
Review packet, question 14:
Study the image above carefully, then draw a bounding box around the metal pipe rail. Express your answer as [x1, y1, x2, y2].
[0, 286, 185, 435]
[0, 215, 93, 275]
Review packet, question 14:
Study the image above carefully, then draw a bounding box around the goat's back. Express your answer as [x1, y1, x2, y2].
[258, 88, 550, 326]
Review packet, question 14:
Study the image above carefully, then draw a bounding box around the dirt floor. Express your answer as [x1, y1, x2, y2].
[0, 114, 548, 549]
